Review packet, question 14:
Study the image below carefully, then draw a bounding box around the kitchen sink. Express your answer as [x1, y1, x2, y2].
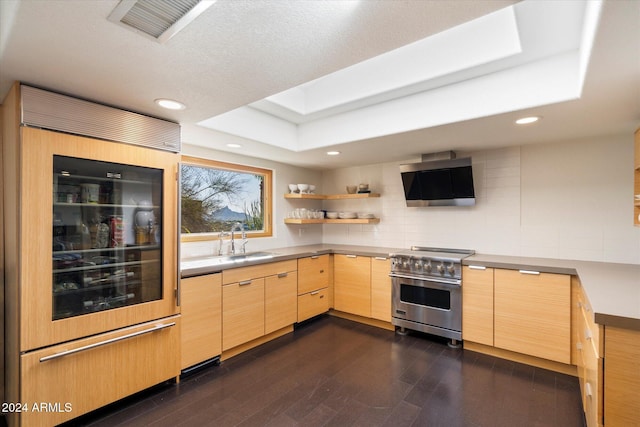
[181, 251, 278, 271]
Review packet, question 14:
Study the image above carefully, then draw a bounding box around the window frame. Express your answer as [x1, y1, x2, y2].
[180, 155, 273, 242]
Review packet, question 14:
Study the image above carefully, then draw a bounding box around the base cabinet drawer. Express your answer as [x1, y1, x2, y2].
[298, 288, 329, 322]
[20, 316, 180, 427]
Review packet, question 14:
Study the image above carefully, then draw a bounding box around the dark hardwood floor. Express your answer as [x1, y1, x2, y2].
[64, 316, 585, 427]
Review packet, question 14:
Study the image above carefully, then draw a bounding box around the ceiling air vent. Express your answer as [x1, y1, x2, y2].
[108, 0, 215, 43]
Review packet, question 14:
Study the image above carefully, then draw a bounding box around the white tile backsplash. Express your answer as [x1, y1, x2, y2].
[321, 135, 640, 264]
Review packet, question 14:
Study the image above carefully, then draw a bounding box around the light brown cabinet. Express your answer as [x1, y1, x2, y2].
[221, 260, 297, 351]
[494, 269, 571, 364]
[462, 265, 495, 346]
[334, 254, 371, 317]
[297, 255, 330, 322]
[20, 316, 179, 427]
[574, 277, 603, 427]
[222, 278, 265, 352]
[370, 257, 392, 322]
[265, 271, 298, 334]
[604, 327, 640, 427]
[180, 274, 222, 370]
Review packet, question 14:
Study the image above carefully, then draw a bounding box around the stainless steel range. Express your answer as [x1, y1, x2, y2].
[390, 246, 475, 347]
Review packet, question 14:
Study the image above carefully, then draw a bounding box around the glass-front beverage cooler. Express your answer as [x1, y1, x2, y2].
[52, 155, 163, 320]
[17, 126, 179, 353]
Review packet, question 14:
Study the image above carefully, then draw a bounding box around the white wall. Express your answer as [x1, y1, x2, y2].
[320, 134, 640, 264]
[180, 143, 323, 259]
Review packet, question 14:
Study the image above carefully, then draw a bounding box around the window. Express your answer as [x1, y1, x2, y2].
[180, 156, 272, 240]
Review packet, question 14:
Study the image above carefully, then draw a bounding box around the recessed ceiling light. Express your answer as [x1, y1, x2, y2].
[226, 143, 242, 148]
[327, 151, 341, 156]
[515, 116, 541, 125]
[155, 98, 186, 110]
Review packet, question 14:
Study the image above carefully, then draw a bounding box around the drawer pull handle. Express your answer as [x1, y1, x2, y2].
[346, 254, 357, 258]
[239, 280, 252, 286]
[585, 382, 593, 398]
[40, 322, 176, 363]
[277, 272, 288, 278]
[585, 328, 592, 341]
[374, 257, 387, 261]
[469, 265, 486, 270]
[519, 270, 540, 275]
[311, 255, 320, 259]
[310, 291, 320, 295]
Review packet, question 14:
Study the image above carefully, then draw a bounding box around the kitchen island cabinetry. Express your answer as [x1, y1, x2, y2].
[297, 255, 330, 322]
[462, 265, 495, 346]
[370, 256, 392, 322]
[604, 327, 640, 426]
[494, 268, 571, 364]
[180, 274, 221, 370]
[574, 276, 603, 427]
[334, 254, 371, 317]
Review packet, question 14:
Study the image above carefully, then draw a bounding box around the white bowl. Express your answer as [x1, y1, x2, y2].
[357, 213, 374, 219]
[297, 184, 309, 193]
[338, 212, 357, 219]
[309, 184, 316, 193]
[326, 212, 338, 219]
[288, 184, 298, 193]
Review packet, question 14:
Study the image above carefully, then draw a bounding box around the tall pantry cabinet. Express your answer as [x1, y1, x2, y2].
[2, 83, 181, 426]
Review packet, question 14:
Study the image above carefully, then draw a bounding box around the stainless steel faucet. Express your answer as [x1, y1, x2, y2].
[230, 222, 247, 254]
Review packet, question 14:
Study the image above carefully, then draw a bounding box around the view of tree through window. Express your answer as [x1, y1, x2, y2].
[180, 156, 272, 238]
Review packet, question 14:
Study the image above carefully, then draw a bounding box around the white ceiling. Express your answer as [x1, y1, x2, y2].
[1, 0, 639, 170]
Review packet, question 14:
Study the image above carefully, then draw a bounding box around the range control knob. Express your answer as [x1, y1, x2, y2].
[447, 263, 456, 275]
[414, 260, 423, 270]
[437, 263, 445, 274]
[424, 261, 432, 273]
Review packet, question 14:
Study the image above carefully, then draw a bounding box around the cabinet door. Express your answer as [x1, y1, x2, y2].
[21, 316, 179, 427]
[298, 255, 329, 294]
[604, 327, 640, 427]
[334, 255, 371, 317]
[494, 269, 570, 363]
[222, 278, 265, 351]
[462, 266, 494, 346]
[181, 274, 222, 370]
[370, 257, 391, 322]
[265, 271, 298, 334]
[21, 127, 179, 352]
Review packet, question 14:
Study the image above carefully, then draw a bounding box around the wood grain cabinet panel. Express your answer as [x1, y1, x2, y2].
[265, 271, 297, 334]
[298, 288, 329, 322]
[222, 278, 265, 351]
[604, 327, 640, 427]
[180, 274, 221, 370]
[20, 316, 180, 427]
[298, 255, 329, 294]
[494, 269, 571, 364]
[370, 257, 391, 322]
[333, 255, 371, 318]
[462, 266, 495, 346]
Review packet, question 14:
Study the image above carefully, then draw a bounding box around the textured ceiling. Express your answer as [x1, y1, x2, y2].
[1, 0, 639, 169]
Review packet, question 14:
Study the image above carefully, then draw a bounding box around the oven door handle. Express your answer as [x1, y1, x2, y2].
[389, 273, 461, 286]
